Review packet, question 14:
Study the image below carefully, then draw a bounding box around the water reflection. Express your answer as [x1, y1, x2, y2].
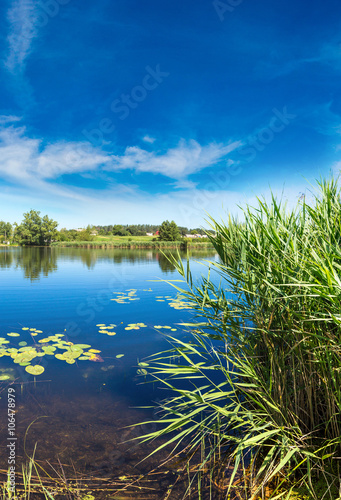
[0, 248, 13, 269]
[156, 252, 176, 273]
[0, 246, 216, 281]
[0, 247, 58, 281]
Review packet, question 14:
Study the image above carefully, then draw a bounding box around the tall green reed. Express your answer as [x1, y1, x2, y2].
[139, 177, 341, 498]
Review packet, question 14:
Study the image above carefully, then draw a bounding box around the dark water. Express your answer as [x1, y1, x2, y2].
[0, 247, 218, 498]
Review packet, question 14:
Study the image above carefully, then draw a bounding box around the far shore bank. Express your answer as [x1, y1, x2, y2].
[50, 240, 215, 250]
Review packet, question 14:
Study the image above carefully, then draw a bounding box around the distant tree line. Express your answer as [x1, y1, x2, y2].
[0, 211, 215, 246]
[94, 224, 212, 237]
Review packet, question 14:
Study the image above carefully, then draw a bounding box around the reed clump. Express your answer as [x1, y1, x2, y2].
[140, 177, 341, 499]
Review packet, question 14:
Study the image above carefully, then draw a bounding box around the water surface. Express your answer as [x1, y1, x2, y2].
[0, 247, 217, 497]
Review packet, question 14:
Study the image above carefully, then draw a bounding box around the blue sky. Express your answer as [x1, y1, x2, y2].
[1, 0, 341, 228]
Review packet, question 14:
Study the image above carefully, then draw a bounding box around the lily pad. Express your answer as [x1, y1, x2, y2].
[25, 365, 45, 376]
[116, 354, 124, 359]
[0, 374, 10, 381]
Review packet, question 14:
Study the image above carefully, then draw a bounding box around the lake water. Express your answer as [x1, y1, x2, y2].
[0, 246, 217, 498]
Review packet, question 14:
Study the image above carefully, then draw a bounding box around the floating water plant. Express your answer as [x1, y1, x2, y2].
[25, 365, 45, 375]
[168, 296, 192, 310]
[97, 324, 117, 335]
[124, 323, 147, 330]
[0, 328, 103, 376]
[111, 289, 140, 303]
[0, 367, 15, 381]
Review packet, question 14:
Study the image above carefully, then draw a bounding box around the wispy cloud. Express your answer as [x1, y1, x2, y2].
[0, 115, 22, 125]
[0, 121, 243, 185]
[0, 119, 313, 227]
[5, 0, 41, 73]
[258, 42, 341, 80]
[109, 139, 242, 178]
[142, 135, 156, 144]
[0, 121, 112, 187]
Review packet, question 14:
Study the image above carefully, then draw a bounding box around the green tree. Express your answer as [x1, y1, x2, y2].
[14, 210, 58, 246]
[158, 220, 181, 241]
[112, 224, 125, 236]
[76, 226, 95, 241]
[0, 221, 12, 241]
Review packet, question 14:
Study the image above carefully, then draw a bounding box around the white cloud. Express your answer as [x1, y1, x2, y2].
[109, 139, 243, 178]
[0, 122, 313, 228]
[0, 119, 251, 227]
[0, 122, 112, 186]
[5, 0, 41, 73]
[0, 121, 243, 186]
[142, 135, 156, 144]
[0, 115, 22, 125]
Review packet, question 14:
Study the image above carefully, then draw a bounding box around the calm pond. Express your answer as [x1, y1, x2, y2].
[0, 246, 217, 498]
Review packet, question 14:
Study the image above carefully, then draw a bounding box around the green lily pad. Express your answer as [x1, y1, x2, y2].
[25, 365, 45, 376]
[0, 374, 10, 381]
[55, 353, 67, 361]
[116, 354, 124, 359]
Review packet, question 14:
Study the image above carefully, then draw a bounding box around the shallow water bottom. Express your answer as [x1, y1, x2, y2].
[0, 382, 224, 499]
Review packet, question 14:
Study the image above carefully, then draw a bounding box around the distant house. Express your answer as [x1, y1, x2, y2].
[185, 234, 208, 239]
[155, 231, 159, 236]
[146, 232, 154, 236]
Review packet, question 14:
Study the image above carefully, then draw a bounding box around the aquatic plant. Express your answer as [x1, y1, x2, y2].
[0, 329, 103, 376]
[138, 177, 341, 498]
[111, 289, 139, 303]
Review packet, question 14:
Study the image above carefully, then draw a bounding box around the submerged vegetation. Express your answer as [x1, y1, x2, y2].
[139, 177, 341, 498]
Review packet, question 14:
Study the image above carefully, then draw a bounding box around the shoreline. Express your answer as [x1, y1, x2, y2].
[51, 240, 215, 250]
